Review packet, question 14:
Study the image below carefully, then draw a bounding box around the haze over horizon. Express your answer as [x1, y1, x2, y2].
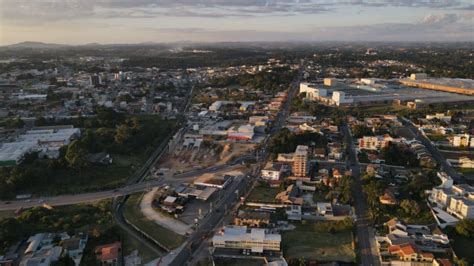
[1, 0, 473, 45]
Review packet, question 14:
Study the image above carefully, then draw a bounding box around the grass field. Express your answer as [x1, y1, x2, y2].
[246, 186, 281, 203]
[122, 232, 160, 264]
[123, 193, 186, 251]
[282, 223, 356, 263]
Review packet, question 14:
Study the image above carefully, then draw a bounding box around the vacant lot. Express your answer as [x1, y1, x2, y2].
[282, 223, 355, 263]
[123, 193, 186, 251]
[246, 186, 281, 203]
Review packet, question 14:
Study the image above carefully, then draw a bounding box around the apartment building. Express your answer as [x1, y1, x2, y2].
[358, 135, 396, 151]
[293, 145, 309, 177]
[447, 196, 474, 220]
[430, 182, 474, 219]
[451, 134, 474, 147]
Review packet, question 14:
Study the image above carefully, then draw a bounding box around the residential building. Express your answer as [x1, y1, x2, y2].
[388, 243, 434, 263]
[451, 134, 474, 147]
[447, 196, 474, 219]
[234, 210, 271, 228]
[94, 242, 122, 266]
[358, 135, 396, 150]
[293, 145, 308, 177]
[212, 226, 281, 253]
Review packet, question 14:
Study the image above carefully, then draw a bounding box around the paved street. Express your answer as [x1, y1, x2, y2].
[342, 124, 381, 266]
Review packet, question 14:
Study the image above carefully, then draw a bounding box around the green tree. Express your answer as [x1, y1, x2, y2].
[114, 124, 132, 144]
[400, 200, 421, 216]
[65, 140, 89, 171]
[455, 219, 474, 238]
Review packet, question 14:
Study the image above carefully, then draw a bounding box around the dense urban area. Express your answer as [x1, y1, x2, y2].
[0, 42, 473, 266]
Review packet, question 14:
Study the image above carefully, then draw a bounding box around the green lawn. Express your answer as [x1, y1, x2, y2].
[123, 193, 186, 251]
[246, 186, 282, 203]
[122, 232, 160, 264]
[282, 223, 356, 263]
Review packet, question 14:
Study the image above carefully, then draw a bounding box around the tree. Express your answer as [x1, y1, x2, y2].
[455, 219, 474, 238]
[352, 125, 374, 138]
[65, 140, 89, 171]
[114, 124, 132, 144]
[400, 200, 421, 216]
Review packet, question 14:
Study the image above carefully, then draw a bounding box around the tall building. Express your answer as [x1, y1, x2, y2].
[293, 145, 308, 177]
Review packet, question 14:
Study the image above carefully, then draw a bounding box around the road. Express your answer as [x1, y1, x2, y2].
[342, 124, 380, 266]
[400, 117, 462, 183]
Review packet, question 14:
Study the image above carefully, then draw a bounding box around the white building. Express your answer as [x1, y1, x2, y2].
[261, 162, 288, 181]
[332, 91, 353, 106]
[212, 226, 281, 253]
[430, 182, 474, 220]
[0, 126, 81, 166]
[448, 196, 474, 220]
[299, 82, 327, 100]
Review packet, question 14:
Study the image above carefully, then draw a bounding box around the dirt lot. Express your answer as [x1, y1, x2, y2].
[157, 141, 255, 173]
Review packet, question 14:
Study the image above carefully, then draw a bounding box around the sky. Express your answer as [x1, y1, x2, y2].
[0, 0, 473, 45]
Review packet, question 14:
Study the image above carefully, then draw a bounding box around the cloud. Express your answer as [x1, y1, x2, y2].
[140, 12, 473, 42]
[1, 0, 471, 23]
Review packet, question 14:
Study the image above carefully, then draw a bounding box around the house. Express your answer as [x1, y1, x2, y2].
[234, 210, 270, 228]
[94, 242, 122, 266]
[388, 243, 434, 263]
[275, 185, 303, 205]
[379, 190, 398, 205]
[316, 202, 333, 216]
[285, 205, 302, 221]
[61, 232, 88, 265]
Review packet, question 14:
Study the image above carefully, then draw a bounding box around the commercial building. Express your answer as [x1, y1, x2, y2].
[261, 162, 289, 181]
[299, 77, 474, 108]
[0, 126, 81, 166]
[194, 173, 233, 189]
[212, 226, 281, 253]
[293, 145, 308, 177]
[400, 76, 474, 96]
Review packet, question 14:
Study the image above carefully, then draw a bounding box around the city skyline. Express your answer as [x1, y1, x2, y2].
[1, 0, 473, 45]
